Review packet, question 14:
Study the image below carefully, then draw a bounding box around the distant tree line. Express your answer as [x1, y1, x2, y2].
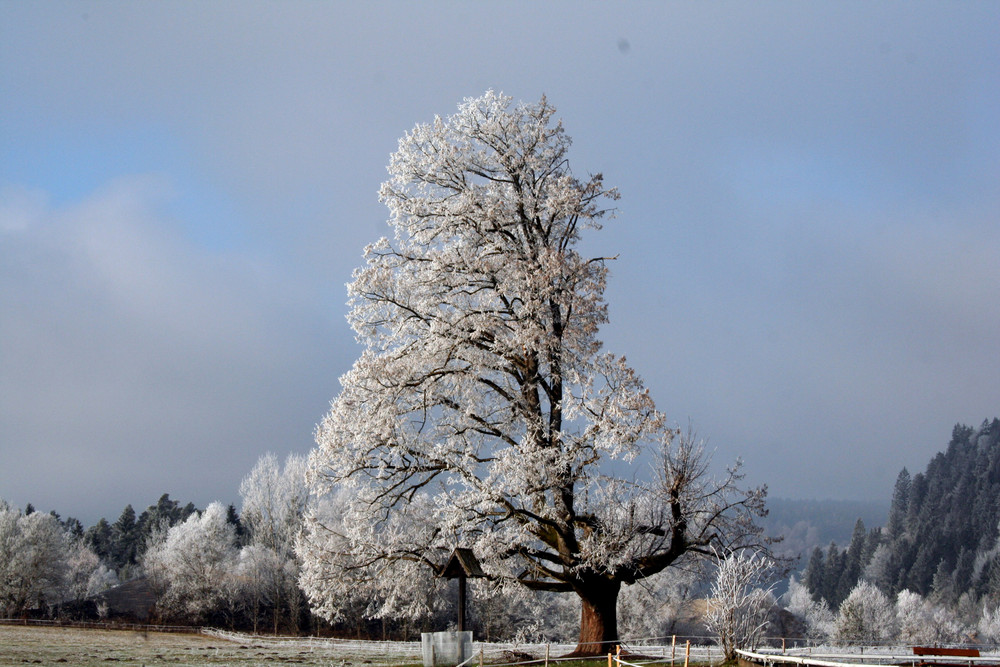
[0, 450, 709, 641]
[786, 576, 1000, 645]
[81, 493, 203, 581]
[0, 493, 202, 619]
[5, 419, 999, 645]
[0, 456, 299, 633]
[761, 498, 887, 565]
[803, 419, 1000, 615]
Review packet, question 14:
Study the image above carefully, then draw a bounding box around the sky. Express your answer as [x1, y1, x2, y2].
[2, 2, 998, 527]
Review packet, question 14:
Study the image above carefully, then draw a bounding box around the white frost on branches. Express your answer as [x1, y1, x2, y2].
[0, 505, 68, 615]
[834, 581, 897, 644]
[705, 549, 776, 660]
[300, 91, 766, 648]
[896, 589, 966, 644]
[981, 601, 1000, 643]
[240, 452, 308, 557]
[298, 490, 446, 624]
[240, 452, 309, 632]
[143, 502, 239, 622]
[617, 566, 701, 640]
[65, 540, 118, 603]
[784, 576, 835, 641]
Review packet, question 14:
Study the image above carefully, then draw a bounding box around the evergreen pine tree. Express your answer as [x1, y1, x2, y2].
[886, 468, 910, 539]
[85, 518, 114, 563]
[824, 542, 846, 606]
[931, 559, 957, 605]
[861, 526, 881, 566]
[63, 517, 84, 540]
[836, 519, 867, 602]
[804, 546, 826, 602]
[225, 503, 248, 547]
[111, 504, 139, 570]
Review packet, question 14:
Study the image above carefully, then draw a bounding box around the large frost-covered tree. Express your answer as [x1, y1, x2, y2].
[301, 91, 766, 653]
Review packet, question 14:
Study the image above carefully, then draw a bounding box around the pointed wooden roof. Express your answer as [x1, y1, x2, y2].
[439, 547, 486, 578]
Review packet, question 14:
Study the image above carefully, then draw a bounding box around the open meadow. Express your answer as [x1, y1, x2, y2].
[0, 625, 714, 667]
[0, 624, 410, 667]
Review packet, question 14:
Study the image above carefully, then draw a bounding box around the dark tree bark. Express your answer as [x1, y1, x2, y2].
[568, 576, 622, 656]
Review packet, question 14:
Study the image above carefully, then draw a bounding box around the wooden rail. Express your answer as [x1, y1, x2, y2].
[0, 617, 196, 633]
[737, 648, 999, 667]
[914, 648, 981, 659]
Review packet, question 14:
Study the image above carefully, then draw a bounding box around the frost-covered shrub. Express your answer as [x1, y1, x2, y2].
[785, 576, 835, 641]
[64, 540, 118, 603]
[706, 550, 776, 660]
[980, 603, 1000, 643]
[835, 581, 896, 644]
[895, 590, 964, 644]
[143, 502, 239, 623]
[0, 506, 68, 615]
[896, 590, 932, 643]
[86, 564, 120, 599]
[930, 604, 967, 643]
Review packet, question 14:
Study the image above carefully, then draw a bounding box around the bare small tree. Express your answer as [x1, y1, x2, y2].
[239, 452, 309, 633]
[705, 549, 776, 661]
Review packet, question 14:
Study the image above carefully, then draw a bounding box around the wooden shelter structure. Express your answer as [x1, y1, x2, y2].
[439, 548, 486, 632]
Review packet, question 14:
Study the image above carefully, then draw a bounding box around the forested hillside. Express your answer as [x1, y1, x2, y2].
[6, 420, 998, 642]
[804, 419, 1000, 608]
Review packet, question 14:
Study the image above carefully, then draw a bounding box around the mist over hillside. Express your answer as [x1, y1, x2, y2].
[763, 497, 888, 566]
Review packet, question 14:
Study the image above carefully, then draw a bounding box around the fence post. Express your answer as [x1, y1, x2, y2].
[608, 652, 613, 667]
[684, 640, 690, 667]
[545, 644, 550, 667]
[671, 635, 676, 665]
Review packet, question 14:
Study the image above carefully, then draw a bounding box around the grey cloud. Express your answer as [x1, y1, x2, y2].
[1, 1, 998, 519]
[0, 179, 345, 523]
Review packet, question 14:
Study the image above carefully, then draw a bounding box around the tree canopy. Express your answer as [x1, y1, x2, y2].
[300, 91, 766, 653]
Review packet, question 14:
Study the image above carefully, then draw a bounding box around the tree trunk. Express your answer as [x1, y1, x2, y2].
[568, 577, 622, 657]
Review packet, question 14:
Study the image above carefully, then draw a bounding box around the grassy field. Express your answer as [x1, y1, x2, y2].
[0, 624, 391, 666]
[0, 624, 714, 667]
